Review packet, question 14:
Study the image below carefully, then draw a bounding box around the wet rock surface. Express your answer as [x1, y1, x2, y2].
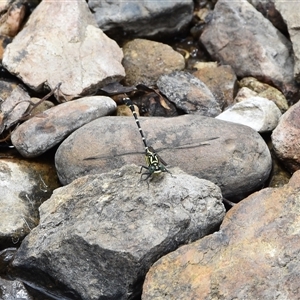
[55, 114, 272, 198]
[11, 96, 116, 157]
[2, 0, 125, 100]
[142, 170, 300, 300]
[10, 165, 225, 300]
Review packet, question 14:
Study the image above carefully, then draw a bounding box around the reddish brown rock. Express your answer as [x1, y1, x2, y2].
[122, 39, 185, 86]
[200, 0, 296, 99]
[142, 170, 300, 300]
[272, 100, 300, 172]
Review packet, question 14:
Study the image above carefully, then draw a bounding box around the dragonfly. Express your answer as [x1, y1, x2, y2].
[123, 97, 172, 182]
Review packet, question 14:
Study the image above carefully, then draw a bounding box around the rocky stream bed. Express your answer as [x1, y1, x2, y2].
[0, 0, 300, 299]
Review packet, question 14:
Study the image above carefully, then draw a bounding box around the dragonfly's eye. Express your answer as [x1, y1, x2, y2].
[148, 165, 156, 173]
[160, 165, 167, 172]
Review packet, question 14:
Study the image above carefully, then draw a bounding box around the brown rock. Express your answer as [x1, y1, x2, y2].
[122, 39, 185, 86]
[200, 0, 296, 99]
[272, 100, 300, 172]
[268, 154, 290, 188]
[2, 0, 125, 100]
[142, 170, 300, 300]
[193, 64, 238, 110]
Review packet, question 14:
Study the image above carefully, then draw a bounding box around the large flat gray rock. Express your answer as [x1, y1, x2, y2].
[55, 114, 272, 198]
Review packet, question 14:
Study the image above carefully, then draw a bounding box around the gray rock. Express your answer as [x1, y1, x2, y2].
[142, 170, 300, 300]
[122, 39, 185, 86]
[2, 0, 125, 101]
[200, 0, 296, 98]
[0, 159, 59, 249]
[55, 114, 272, 198]
[11, 96, 116, 158]
[88, 0, 193, 39]
[274, 0, 300, 83]
[157, 71, 222, 116]
[216, 96, 282, 132]
[11, 165, 225, 300]
[0, 277, 33, 300]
